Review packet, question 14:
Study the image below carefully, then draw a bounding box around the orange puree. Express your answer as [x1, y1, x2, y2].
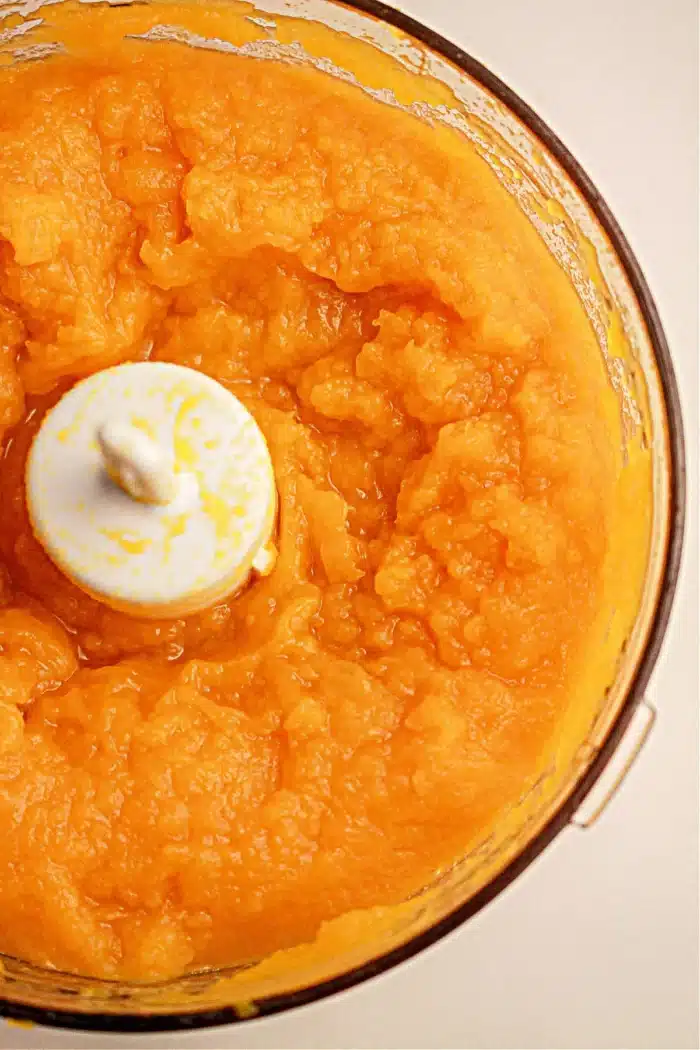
[0, 32, 615, 979]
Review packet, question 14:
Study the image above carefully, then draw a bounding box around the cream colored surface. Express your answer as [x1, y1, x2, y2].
[1, 0, 697, 1047]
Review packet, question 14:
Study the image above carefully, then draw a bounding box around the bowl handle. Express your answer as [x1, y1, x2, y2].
[571, 697, 657, 829]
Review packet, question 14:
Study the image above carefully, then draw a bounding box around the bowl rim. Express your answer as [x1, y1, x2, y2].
[0, 0, 687, 1033]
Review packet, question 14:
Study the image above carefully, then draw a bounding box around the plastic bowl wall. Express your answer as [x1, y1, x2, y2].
[0, 0, 686, 1032]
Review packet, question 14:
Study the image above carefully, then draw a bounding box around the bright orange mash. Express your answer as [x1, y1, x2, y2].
[0, 32, 615, 979]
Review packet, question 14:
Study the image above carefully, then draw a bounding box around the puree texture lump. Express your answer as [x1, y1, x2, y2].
[0, 37, 614, 979]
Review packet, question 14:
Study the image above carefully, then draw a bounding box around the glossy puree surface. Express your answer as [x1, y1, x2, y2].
[0, 21, 615, 979]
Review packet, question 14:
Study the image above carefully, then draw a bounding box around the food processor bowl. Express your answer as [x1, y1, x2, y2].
[0, 0, 685, 1031]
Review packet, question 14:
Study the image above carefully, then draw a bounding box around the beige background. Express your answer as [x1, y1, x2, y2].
[1, 0, 698, 1047]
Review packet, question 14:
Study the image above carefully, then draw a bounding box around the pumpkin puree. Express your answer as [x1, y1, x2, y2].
[0, 32, 615, 979]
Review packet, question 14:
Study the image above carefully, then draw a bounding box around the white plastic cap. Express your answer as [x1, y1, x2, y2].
[26, 362, 277, 618]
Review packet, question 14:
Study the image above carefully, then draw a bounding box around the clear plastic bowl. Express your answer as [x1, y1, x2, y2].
[0, 0, 686, 1032]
